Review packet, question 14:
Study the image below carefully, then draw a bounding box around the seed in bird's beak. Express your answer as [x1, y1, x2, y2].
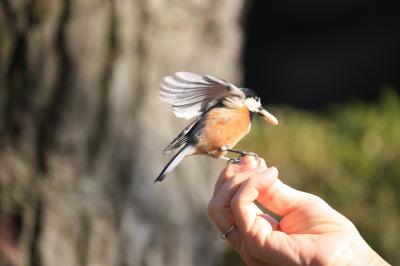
[259, 108, 279, 125]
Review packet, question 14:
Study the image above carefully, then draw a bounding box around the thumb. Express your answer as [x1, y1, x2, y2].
[232, 167, 320, 217]
[256, 176, 321, 217]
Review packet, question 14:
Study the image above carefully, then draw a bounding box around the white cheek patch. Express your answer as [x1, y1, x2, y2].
[244, 98, 261, 112]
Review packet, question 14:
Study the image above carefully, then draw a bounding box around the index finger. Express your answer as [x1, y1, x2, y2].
[212, 157, 267, 197]
[230, 168, 279, 233]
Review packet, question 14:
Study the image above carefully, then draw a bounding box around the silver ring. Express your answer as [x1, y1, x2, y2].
[220, 225, 236, 240]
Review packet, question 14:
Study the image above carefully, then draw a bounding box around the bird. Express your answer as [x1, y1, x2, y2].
[155, 72, 278, 182]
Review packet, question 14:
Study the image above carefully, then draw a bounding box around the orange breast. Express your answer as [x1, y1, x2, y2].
[196, 106, 251, 157]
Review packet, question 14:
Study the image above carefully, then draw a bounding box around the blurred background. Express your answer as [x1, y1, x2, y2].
[0, 0, 399, 265]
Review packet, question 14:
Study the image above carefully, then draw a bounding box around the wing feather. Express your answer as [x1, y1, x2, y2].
[163, 116, 202, 153]
[160, 72, 244, 119]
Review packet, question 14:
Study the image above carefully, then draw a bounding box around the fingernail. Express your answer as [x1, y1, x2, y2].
[239, 156, 258, 168]
[238, 157, 250, 165]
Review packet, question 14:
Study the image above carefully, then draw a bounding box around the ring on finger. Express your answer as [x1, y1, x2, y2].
[220, 225, 236, 240]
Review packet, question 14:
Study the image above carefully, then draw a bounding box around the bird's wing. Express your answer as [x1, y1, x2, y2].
[160, 72, 245, 119]
[162, 115, 202, 154]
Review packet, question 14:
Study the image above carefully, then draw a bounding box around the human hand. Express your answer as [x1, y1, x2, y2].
[208, 157, 389, 265]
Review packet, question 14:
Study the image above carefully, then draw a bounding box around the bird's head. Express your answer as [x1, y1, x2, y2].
[242, 88, 279, 126]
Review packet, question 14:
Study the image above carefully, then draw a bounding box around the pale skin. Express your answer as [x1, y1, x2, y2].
[208, 157, 390, 266]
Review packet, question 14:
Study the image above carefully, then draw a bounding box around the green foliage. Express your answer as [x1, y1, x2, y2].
[237, 90, 400, 264]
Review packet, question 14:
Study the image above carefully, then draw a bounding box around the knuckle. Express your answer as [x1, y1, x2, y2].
[218, 169, 229, 180]
[267, 166, 279, 177]
[248, 244, 266, 261]
[264, 166, 279, 178]
[304, 194, 326, 207]
[246, 175, 258, 187]
[308, 194, 323, 203]
[230, 172, 246, 183]
[248, 171, 266, 186]
[223, 165, 236, 179]
[227, 171, 250, 188]
[230, 181, 249, 207]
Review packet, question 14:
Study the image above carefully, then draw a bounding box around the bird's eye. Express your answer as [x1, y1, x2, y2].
[255, 96, 260, 101]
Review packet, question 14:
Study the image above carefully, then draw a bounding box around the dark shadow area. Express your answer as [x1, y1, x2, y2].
[243, 0, 400, 109]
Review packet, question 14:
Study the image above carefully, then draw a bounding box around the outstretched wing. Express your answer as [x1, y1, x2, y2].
[160, 72, 245, 120]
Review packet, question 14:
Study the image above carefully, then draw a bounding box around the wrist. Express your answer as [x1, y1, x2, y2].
[347, 236, 389, 266]
[363, 247, 390, 266]
[327, 234, 389, 266]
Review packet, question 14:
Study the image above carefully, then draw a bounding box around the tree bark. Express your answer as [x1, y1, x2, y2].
[0, 0, 245, 265]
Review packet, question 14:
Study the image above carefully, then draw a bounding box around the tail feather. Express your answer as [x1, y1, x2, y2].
[154, 144, 194, 182]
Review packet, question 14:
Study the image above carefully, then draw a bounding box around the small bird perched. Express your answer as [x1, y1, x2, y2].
[155, 72, 278, 182]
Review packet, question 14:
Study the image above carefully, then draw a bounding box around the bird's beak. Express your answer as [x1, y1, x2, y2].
[258, 108, 279, 125]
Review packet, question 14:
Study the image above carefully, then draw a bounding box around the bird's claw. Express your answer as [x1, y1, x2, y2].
[227, 158, 241, 165]
[226, 151, 260, 166]
[243, 151, 259, 160]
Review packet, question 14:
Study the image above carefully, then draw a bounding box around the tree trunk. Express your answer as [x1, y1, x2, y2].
[0, 0, 245, 265]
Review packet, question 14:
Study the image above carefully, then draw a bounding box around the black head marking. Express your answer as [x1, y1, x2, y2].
[241, 88, 259, 100]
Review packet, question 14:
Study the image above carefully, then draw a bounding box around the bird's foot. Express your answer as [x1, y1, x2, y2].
[227, 157, 242, 165]
[220, 146, 260, 165]
[241, 151, 260, 161]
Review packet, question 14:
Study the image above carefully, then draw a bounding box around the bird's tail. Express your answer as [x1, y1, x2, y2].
[154, 144, 194, 183]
